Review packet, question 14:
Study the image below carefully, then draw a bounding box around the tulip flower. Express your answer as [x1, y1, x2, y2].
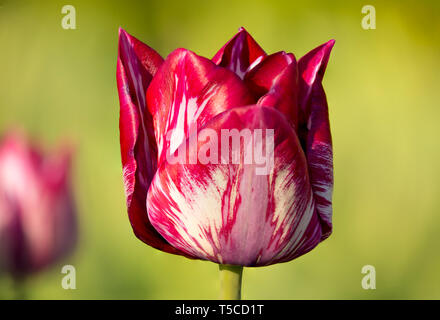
[117, 27, 334, 299]
[0, 131, 76, 284]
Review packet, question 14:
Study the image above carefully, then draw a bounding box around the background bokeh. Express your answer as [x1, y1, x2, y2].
[1, 0, 439, 299]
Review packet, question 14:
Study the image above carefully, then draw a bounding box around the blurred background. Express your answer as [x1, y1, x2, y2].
[0, 0, 439, 299]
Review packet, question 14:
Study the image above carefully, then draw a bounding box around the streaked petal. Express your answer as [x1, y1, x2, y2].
[244, 51, 299, 128]
[298, 40, 335, 239]
[304, 84, 333, 239]
[146, 105, 322, 266]
[146, 49, 255, 165]
[117, 28, 186, 255]
[212, 27, 266, 79]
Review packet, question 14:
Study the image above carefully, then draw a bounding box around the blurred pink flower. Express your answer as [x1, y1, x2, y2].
[0, 131, 77, 277]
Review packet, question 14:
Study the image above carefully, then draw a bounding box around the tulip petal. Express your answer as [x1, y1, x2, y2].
[244, 51, 299, 129]
[146, 105, 322, 266]
[146, 49, 255, 166]
[298, 39, 334, 116]
[41, 145, 77, 267]
[212, 27, 266, 79]
[117, 29, 187, 255]
[298, 40, 335, 239]
[0, 134, 40, 274]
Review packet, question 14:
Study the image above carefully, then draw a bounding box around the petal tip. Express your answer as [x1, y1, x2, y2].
[237, 26, 251, 34]
[118, 27, 129, 40]
[324, 39, 336, 53]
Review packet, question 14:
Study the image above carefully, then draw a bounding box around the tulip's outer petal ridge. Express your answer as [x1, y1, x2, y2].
[212, 27, 267, 79]
[146, 49, 255, 166]
[298, 40, 335, 239]
[244, 51, 300, 129]
[147, 105, 322, 266]
[117, 29, 188, 255]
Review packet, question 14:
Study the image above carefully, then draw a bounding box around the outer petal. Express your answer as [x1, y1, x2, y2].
[117, 28, 186, 255]
[40, 145, 77, 271]
[0, 134, 39, 275]
[146, 49, 255, 165]
[244, 51, 299, 129]
[212, 27, 266, 79]
[298, 40, 335, 239]
[146, 105, 322, 266]
[298, 40, 335, 117]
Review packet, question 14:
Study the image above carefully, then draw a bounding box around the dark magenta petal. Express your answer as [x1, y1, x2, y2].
[146, 48, 255, 166]
[298, 40, 335, 239]
[244, 51, 299, 129]
[212, 27, 266, 79]
[298, 39, 335, 120]
[146, 105, 322, 266]
[117, 28, 189, 256]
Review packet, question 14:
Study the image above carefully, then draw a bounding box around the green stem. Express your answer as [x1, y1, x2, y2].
[219, 264, 243, 300]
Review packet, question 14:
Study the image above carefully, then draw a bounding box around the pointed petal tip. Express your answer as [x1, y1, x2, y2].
[314, 39, 335, 56]
[309, 39, 335, 57]
[238, 26, 248, 32]
[118, 28, 137, 45]
[299, 39, 336, 76]
[118, 27, 128, 39]
[118, 28, 130, 51]
[236, 27, 255, 38]
[325, 39, 335, 52]
[321, 39, 335, 62]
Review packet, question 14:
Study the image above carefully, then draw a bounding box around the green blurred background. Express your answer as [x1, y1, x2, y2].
[1, 0, 439, 299]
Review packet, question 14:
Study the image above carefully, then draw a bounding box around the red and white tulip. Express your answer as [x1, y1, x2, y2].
[117, 27, 334, 267]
